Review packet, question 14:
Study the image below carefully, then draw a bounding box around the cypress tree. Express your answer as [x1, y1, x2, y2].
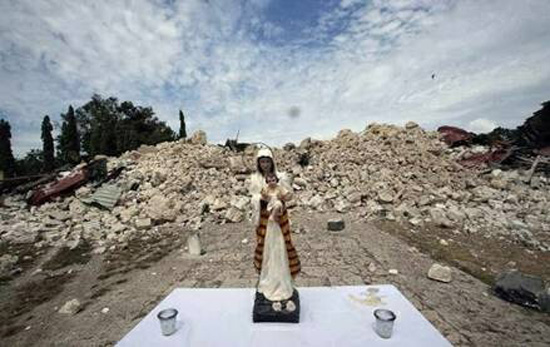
[41, 115, 55, 172]
[58, 105, 81, 165]
[0, 119, 16, 178]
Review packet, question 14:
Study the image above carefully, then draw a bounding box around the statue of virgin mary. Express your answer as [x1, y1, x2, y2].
[248, 147, 301, 323]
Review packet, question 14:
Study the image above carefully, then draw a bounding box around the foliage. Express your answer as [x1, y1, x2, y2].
[57, 105, 81, 165]
[15, 149, 43, 176]
[75, 94, 175, 157]
[0, 119, 16, 178]
[41, 115, 55, 172]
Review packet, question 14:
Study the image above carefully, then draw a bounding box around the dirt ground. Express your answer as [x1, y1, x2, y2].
[1, 208, 549, 346]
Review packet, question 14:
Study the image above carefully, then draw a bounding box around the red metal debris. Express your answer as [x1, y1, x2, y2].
[536, 146, 550, 157]
[28, 167, 88, 206]
[437, 126, 474, 147]
[459, 147, 513, 168]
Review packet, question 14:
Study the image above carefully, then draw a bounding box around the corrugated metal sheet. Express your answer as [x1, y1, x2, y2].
[82, 184, 122, 210]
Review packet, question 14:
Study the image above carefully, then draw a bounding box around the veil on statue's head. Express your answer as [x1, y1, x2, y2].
[255, 144, 277, 175]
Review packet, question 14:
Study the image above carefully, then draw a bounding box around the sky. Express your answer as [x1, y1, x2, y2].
[1, 0, 550, 157]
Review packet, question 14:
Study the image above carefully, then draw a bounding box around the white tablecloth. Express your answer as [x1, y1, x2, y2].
[117, 285, 451, 346]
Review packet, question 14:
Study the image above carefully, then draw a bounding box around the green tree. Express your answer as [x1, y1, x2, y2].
[15, 149, 43, 176]
[74, 95, 175, 157]
[57, 105, 81, 165]
[179, 110, 187, 139]
[41, 115, 55, 172]
[0, 119, 16, 178]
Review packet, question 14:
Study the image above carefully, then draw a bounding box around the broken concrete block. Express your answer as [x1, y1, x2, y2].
[428, 263, 452, 283]
[59, 299, 82, 315]
[327, 218, 345, 231]
[493, 270, 547, 311]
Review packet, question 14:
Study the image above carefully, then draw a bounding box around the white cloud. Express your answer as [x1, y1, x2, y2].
[1, 0, 549, 157]
[467, 118, 498, 134]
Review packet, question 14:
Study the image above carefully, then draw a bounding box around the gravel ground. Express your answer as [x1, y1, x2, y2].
[1, 209, 549, 346]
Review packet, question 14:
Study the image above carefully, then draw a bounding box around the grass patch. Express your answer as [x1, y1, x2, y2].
[42, 241, 92, 271]
[101, 232, 182, 278]
[0, 272, 74, 338]
[374, 220, 497, 285]
[90, 287, 111, 299]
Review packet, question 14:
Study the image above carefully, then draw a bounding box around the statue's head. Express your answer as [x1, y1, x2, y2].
[258, 157, 274, 175]
[265, 172, 279, 187]
[256, 147, 275, 176]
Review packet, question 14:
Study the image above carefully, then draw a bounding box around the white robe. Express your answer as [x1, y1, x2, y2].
[248, 171, 294, 301]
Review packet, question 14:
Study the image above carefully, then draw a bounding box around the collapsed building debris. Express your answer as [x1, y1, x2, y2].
[1, 173, 52, 195]
[1, 121, 549, 261]
[438, 101, 550, 173]
[27, 158, 108, 206]
[224, 139, 250, 152]
[437, 126, 474, 147]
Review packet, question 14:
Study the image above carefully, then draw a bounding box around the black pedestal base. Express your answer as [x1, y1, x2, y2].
[253, 289, 300, 323]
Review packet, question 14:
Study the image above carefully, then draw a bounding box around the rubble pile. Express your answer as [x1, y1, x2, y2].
[1, 123, 549, 269]
[286, 123, 549, 251]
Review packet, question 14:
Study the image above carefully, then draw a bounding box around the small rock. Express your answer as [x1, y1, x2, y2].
[65, 238, 82, 250]
[48, 211, 71, 222]
[293, 226, 305, 234]
[138, 144, 158, 154]
[229, 157, 248, 174]
[212, 199, 228, 211]
[427, 264, 452, 283]
[59, 299, 81, 315]
[377, 191, 393, 204]
[225, 207, 244, 223]
[505, 261, 517, 268]
[283, 143, 296, 151]
[308, 195, 325, 210]
[144, 195, 178, 222]
[388, 269, 399, 275]
[190, 130, 207, 145]
[93, 246, 107, 255]
[0, 254, 19, 277]
[188, 233, 203, 256]
[241, 238, 249, 244]
[294, 177, 307, 188]
[135, 218, 152, 230]
[120, 206, 139, 223]
[101, 307, 110, 314]
[327, 218, 345, 231]
[439, 239, 449, 246]
[334, 200, 350, 213]
[490, 178, 508, 190]
[368, 263, 377, 273]
[347, 192, 362, 204]
[405, 121, 419, 129]
[230, 196, 249, 211]
[409, 217, 423, 226]
[429, 208, 454, 228]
